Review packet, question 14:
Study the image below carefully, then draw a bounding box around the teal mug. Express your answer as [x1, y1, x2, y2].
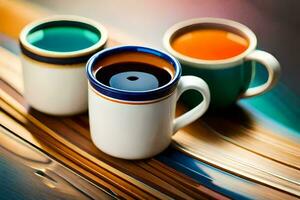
[163, 18, 281, 109]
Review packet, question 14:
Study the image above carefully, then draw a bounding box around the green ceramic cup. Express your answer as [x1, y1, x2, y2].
[163, 18, 281, 109]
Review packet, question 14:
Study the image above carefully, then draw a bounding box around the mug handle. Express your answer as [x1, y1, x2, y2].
[173, 76, 210, 134]
[241, 50, 281, 98]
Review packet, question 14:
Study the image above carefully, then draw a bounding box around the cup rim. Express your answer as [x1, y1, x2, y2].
[19, 15, 108, 59]
[86, 45, 181, 102]
[163, 17, 257, 68]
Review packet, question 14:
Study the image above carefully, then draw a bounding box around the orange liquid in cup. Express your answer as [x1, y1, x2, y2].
[171, 29, 249, 60]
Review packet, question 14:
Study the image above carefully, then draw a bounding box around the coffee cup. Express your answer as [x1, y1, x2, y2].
[163, 18, 281, 109]
[86, 45, 210, 159]
[19, 15, 108, 115]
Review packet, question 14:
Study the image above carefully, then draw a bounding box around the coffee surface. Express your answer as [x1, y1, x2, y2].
[27, 26, 100, 52]
[171, 28, 249, 60]
[95, 62, 172, 91]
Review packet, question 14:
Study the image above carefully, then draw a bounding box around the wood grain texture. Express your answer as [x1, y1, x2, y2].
[0, 37, 298, 200]
[173, 104, 300, 197]
[0, 0, 299, 199]
[1, 74, 224, 199]
[0, 126, 116, 200]
[0, 1, 224, 199]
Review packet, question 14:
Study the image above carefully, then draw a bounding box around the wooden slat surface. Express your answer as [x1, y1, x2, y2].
[0, 0, 299, 199]
[1, 55, 298, 199]
[0, 60, 226, 199]
[1, 50, 299, 199]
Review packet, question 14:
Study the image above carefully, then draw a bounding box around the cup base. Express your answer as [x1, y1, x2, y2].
[91, 136, 171, 160]
[28, 104, 87, 116]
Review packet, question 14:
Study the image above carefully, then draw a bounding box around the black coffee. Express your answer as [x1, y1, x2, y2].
[95, 62, 172, 91]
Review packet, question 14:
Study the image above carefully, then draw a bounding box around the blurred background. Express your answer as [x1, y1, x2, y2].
[30, 0, 300, 95]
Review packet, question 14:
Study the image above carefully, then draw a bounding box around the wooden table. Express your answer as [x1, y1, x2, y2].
[1, 0, 299, 199]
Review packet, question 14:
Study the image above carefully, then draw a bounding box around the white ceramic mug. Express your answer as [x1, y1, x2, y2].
[86, 46, 210, 159]
[19, 15, 108, 115]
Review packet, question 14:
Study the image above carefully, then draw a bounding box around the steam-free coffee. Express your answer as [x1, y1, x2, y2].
[95, 62, 172, 91]
[164, 18, 280, 108]
[171, 28, 249, 60]
[86, 46, 210, 159]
